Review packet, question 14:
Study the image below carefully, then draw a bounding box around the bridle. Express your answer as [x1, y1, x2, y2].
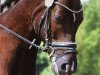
[0, 0, 83, 56]
[37, 0, 83, 56]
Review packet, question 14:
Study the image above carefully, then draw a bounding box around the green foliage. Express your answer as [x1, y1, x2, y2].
[37, 0, 100, 75]
[75, 0, 100, 75]
[36, 51, 52, 75]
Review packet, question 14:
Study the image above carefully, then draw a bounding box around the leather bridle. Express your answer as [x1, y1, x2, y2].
[37, 0, 83, 56]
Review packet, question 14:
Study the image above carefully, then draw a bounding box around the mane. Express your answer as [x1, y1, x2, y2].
[1, 0, 19, 12]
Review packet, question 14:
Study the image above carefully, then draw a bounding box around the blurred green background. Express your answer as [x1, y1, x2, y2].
[36, 0, 100, 75]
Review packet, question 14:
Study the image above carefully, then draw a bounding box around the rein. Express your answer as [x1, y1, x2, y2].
[0, 24, 40, 49]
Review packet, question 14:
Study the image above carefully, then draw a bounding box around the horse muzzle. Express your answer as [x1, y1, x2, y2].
[51, 54, 77, 75]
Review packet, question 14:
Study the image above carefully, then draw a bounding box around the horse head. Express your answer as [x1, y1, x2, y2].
[33, 0, 83, 75]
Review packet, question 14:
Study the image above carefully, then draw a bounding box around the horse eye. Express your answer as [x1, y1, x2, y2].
[54, 14, 63, 23]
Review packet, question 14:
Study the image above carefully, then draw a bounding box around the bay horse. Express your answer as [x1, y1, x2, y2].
[0, 0, 83, 75]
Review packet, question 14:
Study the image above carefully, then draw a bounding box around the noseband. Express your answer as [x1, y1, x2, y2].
[0, 0, 83, 55]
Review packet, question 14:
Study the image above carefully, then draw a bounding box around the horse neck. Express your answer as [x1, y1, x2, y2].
[0, 0, 43, 75]
[18, 0, 43, 13]
[2, 0, 44, 35]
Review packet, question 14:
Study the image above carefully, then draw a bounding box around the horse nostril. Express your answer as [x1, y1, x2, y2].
[61, 63, 70, 70]
[54, 14, 62, 23]
[61, 63, 66, 70]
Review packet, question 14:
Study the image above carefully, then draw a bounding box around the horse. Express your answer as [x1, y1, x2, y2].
[0, 0, 83, 75]
[0, 0, 19, 12]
